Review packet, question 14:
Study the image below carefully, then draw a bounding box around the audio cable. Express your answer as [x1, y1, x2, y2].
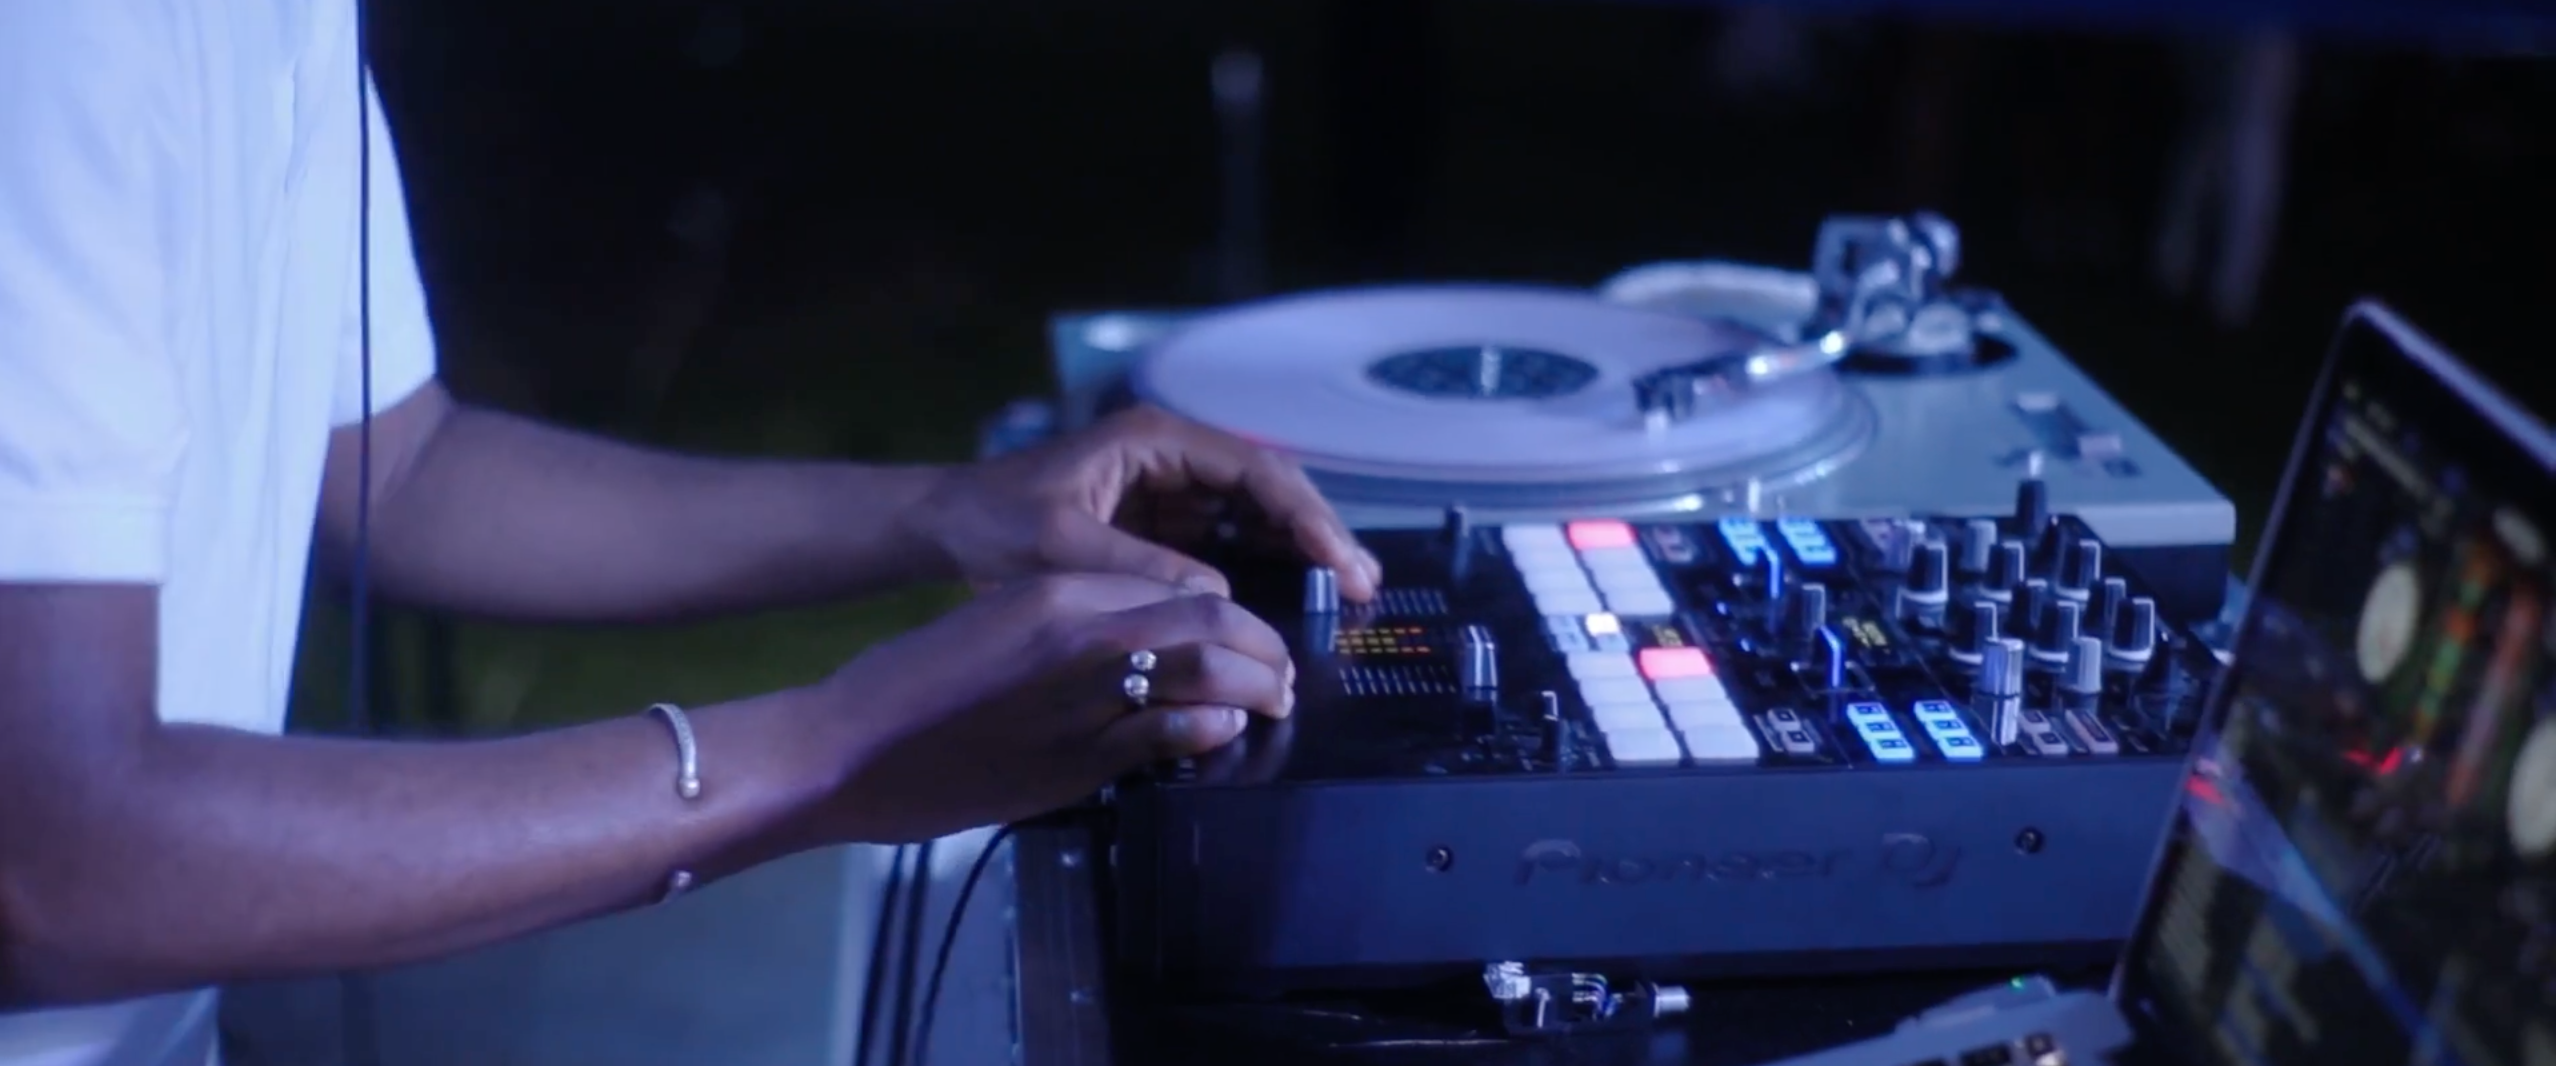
[907, 825, 1016, 1066]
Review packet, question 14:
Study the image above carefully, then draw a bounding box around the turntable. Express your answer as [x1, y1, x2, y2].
[1016, 213, 2235, 622]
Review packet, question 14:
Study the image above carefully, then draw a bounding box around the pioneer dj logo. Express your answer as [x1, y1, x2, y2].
[1513, 834, 1961, 889]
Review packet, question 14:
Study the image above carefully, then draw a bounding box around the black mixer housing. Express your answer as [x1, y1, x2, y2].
[1106, 482, 2221, 995]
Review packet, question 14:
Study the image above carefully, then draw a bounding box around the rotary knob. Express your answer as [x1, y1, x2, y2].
[2089, 577, 2129, 647]
[1958, 518, 1998, 578]
[1982, 540, 2026, 603]
[1903, 539, 1952, 607]
[2011, 477, 2051, 543]
[1947, 600, 2000, 666]
[2057, 537, 2103, 600]
[2108, 596, 2160, 665]
[2032, 599, 2084, 665]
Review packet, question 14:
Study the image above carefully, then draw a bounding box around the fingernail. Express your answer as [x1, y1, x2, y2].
[1213, 706, 1249, 736]
[1180, 574, 1226, 597]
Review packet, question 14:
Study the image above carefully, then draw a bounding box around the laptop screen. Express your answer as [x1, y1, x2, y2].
[2114, 304, 2556, 1066]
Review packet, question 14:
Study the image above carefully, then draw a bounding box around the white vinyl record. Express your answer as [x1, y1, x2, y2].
[1133, 285, 1875, 508]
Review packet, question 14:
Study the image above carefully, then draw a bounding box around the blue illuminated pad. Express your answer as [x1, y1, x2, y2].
[1717, 517, 1768, 566]
[1911, 700, 1985, 762]
[1776, 518, 1837, 566]
[1845, 701, 1917, 764]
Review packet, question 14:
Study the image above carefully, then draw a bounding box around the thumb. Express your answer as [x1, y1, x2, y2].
[1094, 705, 1251, 771]
[1042, 512, 1232, 597]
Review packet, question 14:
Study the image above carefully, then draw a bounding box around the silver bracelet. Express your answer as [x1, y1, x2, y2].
[647, 702, 704, 904]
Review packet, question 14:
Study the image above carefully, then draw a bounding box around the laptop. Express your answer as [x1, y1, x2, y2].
[1762, 300, 2556, 1066]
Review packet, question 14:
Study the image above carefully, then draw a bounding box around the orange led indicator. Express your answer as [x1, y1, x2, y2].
[1638, 646, 1713, 680]
[1566, 520, 1638, 551]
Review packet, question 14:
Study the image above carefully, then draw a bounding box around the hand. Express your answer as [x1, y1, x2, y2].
[909, 406, 1383, 601]
[811, 572, 1296, 843]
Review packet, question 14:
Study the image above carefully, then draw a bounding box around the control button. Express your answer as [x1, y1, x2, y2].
[1530, 586, 1605, 616]
[1459, 625, 1498, 691]
[1678, 723, 1762, 763]
[1511, 555, 1586, 584]
[1911, 700, 1985, 762]
[1983, 539, 2026, 602]
[1637, 646, 1714, 680]
[1524, 568, 1595, 595]
[2058, 537, 2103, 599]
[1582, 612, 1623, 638]
[1593, 569, 1667, 600]
[1539, 691, 1567, 762]
[2012, 477, 2050, 542]
[1959, 517, 1998, 576]
[2016, 578, 2051, 635]
[1508, 542, 1581, 573]
[1602, 587, 1677, 617]
[1578, 545, 1653, 577]
[1759, 711, 1821, 755]
[1544, 627, 1592, 654]
[1651, 676, 1728, 708]
[1589, 701, 1670, 734]
[2062, 708, 2121, 756]
[2031, 599, 2083, 664]
[2015, 709, 2073, 756]
[1565, 652, 1638, 681]
[1665, 699, 1744, 732]
[1948, 600, 2000, 665]
[1304, 567, 1340, 614]
[2108, 596, 2159, 665]
[1566, 519, 1638, 551]
[1845, 703, 1918, 764]
[1578, 677, 1653, 708]
[1603, 728, 1686, 767]
[1717, 517, 1768, 566]
[1904, 539, 1952, 606]
[1502, 524, 1568, 554]
[1777, 518, 1837, 567]
[1590, 630, 1632, 653]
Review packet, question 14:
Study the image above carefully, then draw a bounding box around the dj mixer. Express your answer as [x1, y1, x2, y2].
[1109, 476, 2223, 995]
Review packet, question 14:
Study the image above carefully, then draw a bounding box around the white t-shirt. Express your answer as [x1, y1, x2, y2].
[0, 2, 438, 1063]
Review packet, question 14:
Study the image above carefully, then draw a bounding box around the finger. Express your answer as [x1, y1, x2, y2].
[1106, 409, 1380, 601]
[1037, 510, 1232, 598]
[1100, 591, 1292, 680]
[1007, 570, 1195, 616]
[1094, 704, 1251, 769]
[1135, 642, 1290, 719]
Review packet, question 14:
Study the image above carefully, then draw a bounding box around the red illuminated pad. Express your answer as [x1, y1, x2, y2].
[1566, 520, 1637, 551]
[1637, 646, 1713, 680]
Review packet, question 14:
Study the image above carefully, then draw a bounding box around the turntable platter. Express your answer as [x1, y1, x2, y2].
[1133, 285, 1875, 511]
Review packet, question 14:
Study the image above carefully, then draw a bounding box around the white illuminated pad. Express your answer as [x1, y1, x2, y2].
[1651, 677, 1727, 705]
[1664, 699, 1744, 732]
[1577, 677, 1653, 708]
[1565, 653, 1639, 681]
[1502, 525, 1569, 553]
[1589, 701, 1671, 734]
[1603, 729, 1686, 767]
[1678, 723, 1763, 763]
[1603, 587, 1677, 616]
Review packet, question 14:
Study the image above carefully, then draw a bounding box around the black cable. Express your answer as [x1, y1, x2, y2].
[850, 845, 912, 1066]
[908, 825, 1017, 1066]
[881, 839, 936, 1066]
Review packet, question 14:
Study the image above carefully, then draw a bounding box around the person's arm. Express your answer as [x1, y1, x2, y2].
[324, 386, 954, 624]
[0, 23, 850, 1008]
[0, 583, 855, 1008]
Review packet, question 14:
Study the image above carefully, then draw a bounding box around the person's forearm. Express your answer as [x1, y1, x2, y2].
[0, 687, 844, 1009]
[351, 402, 953, 623]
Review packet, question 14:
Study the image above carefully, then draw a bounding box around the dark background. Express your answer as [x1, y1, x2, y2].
[311, 0, 2556, 734]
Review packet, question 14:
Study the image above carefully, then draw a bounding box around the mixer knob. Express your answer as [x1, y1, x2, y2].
[1304, 566, 1342, 614]
[2016, 577, 2052, 635]
[1784, 582, 1830, 641]
[1958, 518, 1998, 577]
[2062, 635, 2106, 696]
[2012, 478, 2051, 542]
[1978, 636, 2026, 698]
[2032, 599, 2083, 664]
[1459, 624, 1499, 693]
[1443, 505, 1474, 580]
[1904, 539, 1952, 606]
[1982, 539, 2026, 602]
[1947, 600, 2000, 665]
[1878, 520, 1920, 573]
[2108, 596, 2160, 665]
[2089, 577, 2129, 646]
[2057, 538, 2103, 600]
